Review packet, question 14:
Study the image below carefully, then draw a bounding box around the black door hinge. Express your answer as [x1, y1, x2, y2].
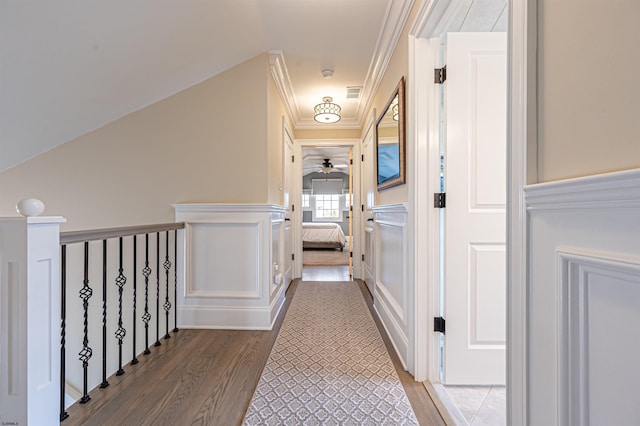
[361, 154, 364, 162]
[434, 317, 446, 333]
[361, 254, 365, 261]
[435, 66, 447, 84]
[349, 252, 353, 258]
[291, 253, 295, 261]
[291, 204, 295, 212]
[361, 204, 364, 212]
[350, 158, 353, 165]
[434, 193, 446, 208]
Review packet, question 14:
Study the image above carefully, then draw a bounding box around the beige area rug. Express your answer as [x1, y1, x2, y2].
[243, 282, 418, 425]
[302, 247, 349, 266]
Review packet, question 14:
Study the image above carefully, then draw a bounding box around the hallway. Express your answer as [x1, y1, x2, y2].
[64, 279, 445, 425]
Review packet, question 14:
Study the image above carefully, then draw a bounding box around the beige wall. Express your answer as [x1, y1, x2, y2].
[295, 128, 361, 140]
[537, 0, 640, 182]
[365, 1, 420, 205]
[0, 54, 271, 231]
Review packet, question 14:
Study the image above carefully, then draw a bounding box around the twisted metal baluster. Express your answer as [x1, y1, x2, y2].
[163, 231, 171, 339]
[142, 234, 151, 355]
[115, 237, 127, 376]
[78, 242, 93, 403]
[99, 240, 109, 389]
[60, 245, 69, 421]
[173, 229, 179, 333]
[131, 235, 139, 365]
[154, 232, 161, 347]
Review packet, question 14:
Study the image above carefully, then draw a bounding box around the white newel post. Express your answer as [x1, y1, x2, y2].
[0, 216, 66, 426]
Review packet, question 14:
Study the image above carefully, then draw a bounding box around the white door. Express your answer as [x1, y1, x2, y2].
[443, 32, 507, 385]
[361, 123, 376, 294]
[282, 122, 294, 287]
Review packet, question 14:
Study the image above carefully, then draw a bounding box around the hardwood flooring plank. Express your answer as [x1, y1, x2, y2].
[62, 279, 445, 426]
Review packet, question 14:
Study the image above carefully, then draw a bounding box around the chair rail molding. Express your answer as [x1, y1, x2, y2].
[173, 204, 287, 330]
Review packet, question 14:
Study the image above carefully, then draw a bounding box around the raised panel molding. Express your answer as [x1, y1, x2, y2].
[525, 170, 640, 425]
[185, 221, 261, 299]
[558, 248, 640, 426]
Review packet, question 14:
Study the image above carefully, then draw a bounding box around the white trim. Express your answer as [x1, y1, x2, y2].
[525, 168, 640, 211]
[269, 51, 299, 128]
[557, 247, 640, 426]
[507, 0, 533, 423]
[293, 139, 361, 279]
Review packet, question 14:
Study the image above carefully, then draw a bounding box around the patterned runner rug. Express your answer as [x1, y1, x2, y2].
[243, 281, 418, 425]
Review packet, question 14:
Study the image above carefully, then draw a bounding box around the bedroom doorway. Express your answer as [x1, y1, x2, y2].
[296, 142, 358, 282]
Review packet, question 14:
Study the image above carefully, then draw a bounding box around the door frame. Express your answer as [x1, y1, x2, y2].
[292, 139, 362, 279]
[407, 0, 533, 423]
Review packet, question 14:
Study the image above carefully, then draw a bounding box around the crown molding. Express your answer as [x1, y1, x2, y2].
[268, 50, 299, 124]
[356, 0, 415, 125]
[269, 0, 414, 131]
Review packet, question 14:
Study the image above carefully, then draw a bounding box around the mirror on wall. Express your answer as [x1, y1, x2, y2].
[376, 76, 405, 191]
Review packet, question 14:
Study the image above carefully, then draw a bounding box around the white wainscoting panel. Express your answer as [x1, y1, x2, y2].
[558, 249, 640, 426]
[174, 204, 287, 330]
[373, 204, 410, 368]
[525, 169, 640, 426]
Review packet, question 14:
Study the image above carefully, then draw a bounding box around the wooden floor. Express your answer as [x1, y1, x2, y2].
[64, 279, 445, 426]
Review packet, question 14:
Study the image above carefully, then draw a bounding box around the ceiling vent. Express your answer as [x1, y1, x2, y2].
[346, 86, 362, 99]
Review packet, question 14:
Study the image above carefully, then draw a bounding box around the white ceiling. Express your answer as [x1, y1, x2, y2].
[0, 0, 505, 172]
[302, 146, 351, 177]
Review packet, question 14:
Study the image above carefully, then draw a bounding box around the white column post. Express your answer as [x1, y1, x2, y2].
[0, 216, 66, 426]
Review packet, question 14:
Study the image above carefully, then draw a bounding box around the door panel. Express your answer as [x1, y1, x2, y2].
[444, 32, 506, 385]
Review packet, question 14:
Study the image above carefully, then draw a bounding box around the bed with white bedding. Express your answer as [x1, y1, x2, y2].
[302, 222, 346, 250]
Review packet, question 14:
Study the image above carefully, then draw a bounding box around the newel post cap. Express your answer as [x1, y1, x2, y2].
[16, 198, 45, 217]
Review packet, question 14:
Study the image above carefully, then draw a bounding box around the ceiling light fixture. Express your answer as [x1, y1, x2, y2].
[314, 96, 341, 123]
[320, 159, 334, 174]
[392, 104, 399, 121]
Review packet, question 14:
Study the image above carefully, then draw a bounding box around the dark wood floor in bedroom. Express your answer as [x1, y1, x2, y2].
[64, 278, 445, 426]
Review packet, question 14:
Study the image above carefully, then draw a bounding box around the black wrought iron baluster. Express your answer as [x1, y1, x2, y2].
[173, 229, 179, 333]
[99, 240, 109, 389]
[142, 234, 151, 355]
[163, 231, 171, 339]
[60, 245, 69, 421]
[79, 241, 93, 403]
[154, 232, 161, 347]
[115, 237, 127, 376]
[131, 235, 139, 365]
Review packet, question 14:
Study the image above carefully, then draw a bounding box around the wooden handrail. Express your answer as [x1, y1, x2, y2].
[60, 222, 185, 245]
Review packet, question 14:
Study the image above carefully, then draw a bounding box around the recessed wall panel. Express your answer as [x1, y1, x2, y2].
[189, 222, 260, 298]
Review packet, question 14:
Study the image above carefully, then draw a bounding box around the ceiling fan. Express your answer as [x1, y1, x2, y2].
[319, 158, 348, 174]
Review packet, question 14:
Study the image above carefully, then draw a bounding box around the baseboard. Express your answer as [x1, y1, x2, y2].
[423, 381, 469, 426]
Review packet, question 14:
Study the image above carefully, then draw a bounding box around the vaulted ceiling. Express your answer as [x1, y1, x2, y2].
[1, 0, 505, 172]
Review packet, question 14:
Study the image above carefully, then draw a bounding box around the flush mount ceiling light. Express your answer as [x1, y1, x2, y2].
[314, 96, 341, 124]
[392, 103, 399, 121]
